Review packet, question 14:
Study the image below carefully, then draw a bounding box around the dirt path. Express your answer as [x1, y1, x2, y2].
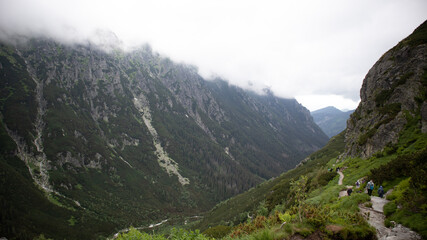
[337, 171, 351, 198]
[359, 196, 421, 240]
[335, 172, 421, 239]
[337, 171, 344, 185]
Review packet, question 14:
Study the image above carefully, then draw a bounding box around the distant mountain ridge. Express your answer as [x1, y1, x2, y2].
[311, 106, 354, 138]
[0, 38, 328, 239]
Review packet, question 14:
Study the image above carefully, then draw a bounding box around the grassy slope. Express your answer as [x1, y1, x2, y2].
[97, 20, 427, 239]
[195, 131, 346, 231]
[193, 114, 427, 239]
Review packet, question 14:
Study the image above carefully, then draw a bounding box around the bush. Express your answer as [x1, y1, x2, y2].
[384, 219, 393, 228]
[364, 202, 372, 208]
[229, 216, 267, 238]
[203, 225, 232, 239]
[116, 227, 210, 240]
[386, 178, 410, 203]
[278, 212, 294, 223]
[369, 147, 427, 188]
[252, 229, 274, 240]
[169, 228, 210, 240]
[256, 201, 269, 217]
[317, 171, 337, 186]
[383, 202, 397, 217]
[116, 227, 165, 240]
[303, 205, 330, 228]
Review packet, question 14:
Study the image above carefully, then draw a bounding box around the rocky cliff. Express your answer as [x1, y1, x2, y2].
[345, 21, 427, 158]
[0, 37, 327, 238]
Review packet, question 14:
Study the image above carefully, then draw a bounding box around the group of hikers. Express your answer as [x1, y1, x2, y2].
[333, 167, 385, 197]
[347, 179, 384, 197]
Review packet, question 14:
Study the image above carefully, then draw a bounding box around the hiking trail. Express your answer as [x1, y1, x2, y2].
[359, 192, 421, 239]
[337, 171, 352, 198]
[335, 170, 421, 239]
[337, 171, 344, 185]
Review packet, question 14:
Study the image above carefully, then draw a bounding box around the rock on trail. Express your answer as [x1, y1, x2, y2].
[359, 195, 421, 240]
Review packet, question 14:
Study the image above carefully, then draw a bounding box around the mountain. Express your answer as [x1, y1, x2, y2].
[311, 106, 354, 138]
[0, 38, 328, 239]
[345, 20, 427, 158]
[192, 20, 427, 239]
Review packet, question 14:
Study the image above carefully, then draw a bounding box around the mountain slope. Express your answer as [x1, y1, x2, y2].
[311, 106, 354, 138]
[345, 21, 427, 158]
[193, 20, 427, 239]
[0, 38, 327, 239]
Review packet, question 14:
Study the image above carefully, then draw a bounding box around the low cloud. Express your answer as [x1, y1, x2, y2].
[1, 0, 426, 110]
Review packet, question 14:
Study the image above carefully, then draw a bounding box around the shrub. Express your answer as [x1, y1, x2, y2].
[116, 227, 209, 240]
[317, 171, 337, 186]
[369, 147, 427, 187]
[256, 201, 269, 217]
[252, 229, 274, 240]
[384, 219, 393, 228]
[303, 205, 330, 228]
[33, 234, 53, 240]
[386, 178, 410, 203]
[116, 227, 165, 240]
[383, 202, 397, 217]
[169, 228, 210, 240]
[203, 225, 232, 239]
[278, 212, 294, 223]
[229, 216, 267, 238]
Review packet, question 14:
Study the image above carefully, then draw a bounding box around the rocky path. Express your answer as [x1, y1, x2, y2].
[337, 171, 352, 198]
[337, 171, 344, 185]
[336, 171, 421, 239]
[359, 195, 421, 240]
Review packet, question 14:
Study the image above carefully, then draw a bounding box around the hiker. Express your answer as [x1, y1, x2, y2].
[378, 186, 384, 198]
[347, 187, 353, 196]
[355, 180, 360, 188]
[367, 180, 374, 196]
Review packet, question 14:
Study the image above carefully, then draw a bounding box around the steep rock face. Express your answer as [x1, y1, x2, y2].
[0, 37, 328, 236]
[345, 21, 427, 158]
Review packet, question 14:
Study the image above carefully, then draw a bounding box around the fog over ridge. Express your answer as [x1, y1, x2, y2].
[1, 0, 426, 111]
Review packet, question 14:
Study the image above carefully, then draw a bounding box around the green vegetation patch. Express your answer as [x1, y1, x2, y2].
[116, 227, 210, 240]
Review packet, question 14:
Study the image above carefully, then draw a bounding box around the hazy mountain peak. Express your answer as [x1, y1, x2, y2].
[312, 106, 354, 138]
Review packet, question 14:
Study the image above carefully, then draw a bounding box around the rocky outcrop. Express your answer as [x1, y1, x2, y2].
[345, 21, 427, 158]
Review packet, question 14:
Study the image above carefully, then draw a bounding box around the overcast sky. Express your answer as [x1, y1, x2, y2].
[1, 0, 426, 111]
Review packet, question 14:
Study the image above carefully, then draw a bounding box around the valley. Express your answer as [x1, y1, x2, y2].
[0, 8, 426, 240]
[116, 20, 427, 240]
[0, 35, 327, 239]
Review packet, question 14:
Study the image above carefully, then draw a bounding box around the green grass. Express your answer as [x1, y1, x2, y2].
[195, 132, 347, 231]
[196, 111, 427, 239]
[383, 202, 397, 217]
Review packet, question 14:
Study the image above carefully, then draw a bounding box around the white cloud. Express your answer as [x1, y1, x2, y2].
[295, 94, 360, 112]
[1, 0, 426, 111]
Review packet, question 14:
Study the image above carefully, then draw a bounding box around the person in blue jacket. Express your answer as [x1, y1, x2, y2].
[367, 180, 374, 196]
[378, 186, 384, 198]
